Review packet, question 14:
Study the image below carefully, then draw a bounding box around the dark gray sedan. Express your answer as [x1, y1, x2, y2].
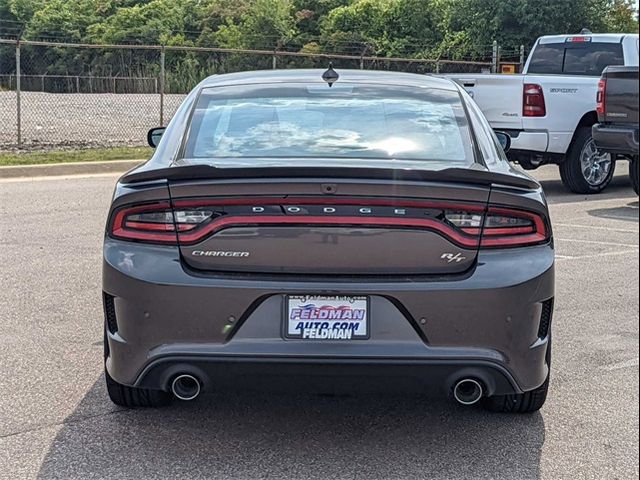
[103, 68, 554, 412]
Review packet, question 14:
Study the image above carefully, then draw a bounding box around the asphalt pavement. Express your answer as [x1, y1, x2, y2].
[0, 164, 638, 480]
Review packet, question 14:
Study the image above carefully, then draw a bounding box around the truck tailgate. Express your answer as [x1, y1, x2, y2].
[602, 66, 639, 125]
[446, 75, 524, 130]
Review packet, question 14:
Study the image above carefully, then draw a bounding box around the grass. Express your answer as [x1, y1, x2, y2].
[0, 146, 153, 166]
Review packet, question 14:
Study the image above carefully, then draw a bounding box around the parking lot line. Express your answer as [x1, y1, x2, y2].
[556, 249, 640, 261]
[554, 223, 638, 234]
[601, 357, 640, 371]
[555, 238, 639, 248]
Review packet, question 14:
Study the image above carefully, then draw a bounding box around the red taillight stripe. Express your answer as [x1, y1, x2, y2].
[480, 232, 548, 247]
[462, 226, 536, 236]
[177, 215, 481, 248]
[109, 199, 550, 249]
[111, 227, 177, 243]
[123, 221, 197, 232]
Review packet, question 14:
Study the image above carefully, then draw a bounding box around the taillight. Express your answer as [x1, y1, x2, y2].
[480, 208, 548, 248]
[110, 202, 215, 243]
[566, 36, 591, 43]
[446, 207, 549, 248]
[523, 84, 546, 117]
[110, 200, 549, 249]
[596, 79, 606, 119]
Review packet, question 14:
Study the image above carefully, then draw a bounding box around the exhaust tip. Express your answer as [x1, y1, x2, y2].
[453, 378, 483, 405]
[171, 374, 201, 401]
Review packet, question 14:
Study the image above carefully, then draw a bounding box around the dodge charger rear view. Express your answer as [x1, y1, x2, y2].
[103, 68, 555, 412]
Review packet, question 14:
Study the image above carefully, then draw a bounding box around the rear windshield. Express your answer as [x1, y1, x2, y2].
[183, 83, 474, 166]
[528, 41, 624, 76]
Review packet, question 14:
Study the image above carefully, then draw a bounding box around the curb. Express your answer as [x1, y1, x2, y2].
[0, 159, 144, 179]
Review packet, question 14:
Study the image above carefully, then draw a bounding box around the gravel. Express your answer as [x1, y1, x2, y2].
[0, 92, 186, 150]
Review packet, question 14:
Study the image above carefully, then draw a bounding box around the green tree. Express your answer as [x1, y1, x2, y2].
[5, 0, 46, 23]
[85, 0, 205, 45]
[604, 0, 639, 32]
[321, 0, 442, 57]
[4, 0, 639, 92]
[27, 0, 113, 41]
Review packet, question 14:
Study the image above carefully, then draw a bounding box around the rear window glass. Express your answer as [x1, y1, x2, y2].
[183, 83, 474, 166]
[528, 42, 624, 76]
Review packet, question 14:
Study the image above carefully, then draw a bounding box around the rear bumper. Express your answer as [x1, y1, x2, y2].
[505, 130, 549, 153]
[592, 123, 639, 156]
[103, 238, 555, 396]
[502, 130, 574, 159]
[135, 356, 521, 396]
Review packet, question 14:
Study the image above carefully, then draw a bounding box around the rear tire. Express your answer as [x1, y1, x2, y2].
[482, 374, 549, 413]
[483, 337, 551, 414]
[559, 127, 616, 194]
[104, 331, 171, 408]
[630, 157, 639, 195]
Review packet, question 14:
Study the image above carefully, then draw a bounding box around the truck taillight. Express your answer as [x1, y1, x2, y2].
[596, 79, 606, 118]
[566, 36, 591, 43]
[523, 84, 546, 117]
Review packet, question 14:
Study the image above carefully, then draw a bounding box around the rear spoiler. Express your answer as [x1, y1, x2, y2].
[120, 165, 540, 190]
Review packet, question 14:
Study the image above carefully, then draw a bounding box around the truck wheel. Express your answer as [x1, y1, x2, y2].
[559, 127, 616, 194]
[630, 157, 639, 195]
[104, 331, 171, 408]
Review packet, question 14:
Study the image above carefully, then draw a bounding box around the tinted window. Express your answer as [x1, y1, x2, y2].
[184, 84, 474, 166]
[528, 42, 624, 76]
[528, 44, 565, 74]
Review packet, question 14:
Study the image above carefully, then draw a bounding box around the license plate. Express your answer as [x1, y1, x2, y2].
[285, 295, 369, 340]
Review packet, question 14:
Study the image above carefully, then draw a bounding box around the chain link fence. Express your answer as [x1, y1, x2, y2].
[0, 38, 505, 151]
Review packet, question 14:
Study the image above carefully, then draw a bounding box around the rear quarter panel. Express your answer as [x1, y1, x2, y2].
[522, 75, 599, 153]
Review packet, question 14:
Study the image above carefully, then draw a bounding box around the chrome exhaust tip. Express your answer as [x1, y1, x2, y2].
[453, 378, 483, 405]
[171, 374, 201, 401]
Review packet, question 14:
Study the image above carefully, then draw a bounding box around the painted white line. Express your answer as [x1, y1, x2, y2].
[555, 238, 639, 248]
[556, 249, 640, 261]
[0, 172, 121, 183]
[548, 196, 638, 207]
[554, 223, 639, 234]
[600, 214, 639, 221]
[601, 357, 639, 371]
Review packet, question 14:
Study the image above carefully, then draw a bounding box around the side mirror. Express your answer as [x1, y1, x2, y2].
[147, 127, 166, 148]
[494, 131, 512, 153]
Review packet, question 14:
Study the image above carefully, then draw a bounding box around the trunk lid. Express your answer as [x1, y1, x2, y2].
[167, 174, 493, 276]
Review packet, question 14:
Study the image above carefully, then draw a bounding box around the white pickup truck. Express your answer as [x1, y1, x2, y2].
[448, 32, 639, 194]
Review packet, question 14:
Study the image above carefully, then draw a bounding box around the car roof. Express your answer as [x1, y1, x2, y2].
[538, 33, 638, 44]
[198, 69, 459, 91]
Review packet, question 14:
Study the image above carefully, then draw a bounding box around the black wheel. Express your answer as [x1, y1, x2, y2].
[630, 157, 639, 195]
[483, 337, 551, 414]
[104, 331, 171, 408]
[559, 127, 616, 194]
